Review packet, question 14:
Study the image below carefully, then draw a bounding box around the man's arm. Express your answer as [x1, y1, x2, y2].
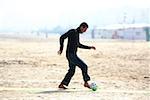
[58, 30, 72, 55]
[78, 42, 96, 50]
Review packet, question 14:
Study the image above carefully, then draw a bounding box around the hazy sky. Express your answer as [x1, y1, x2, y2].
[0, 0, 150, 31]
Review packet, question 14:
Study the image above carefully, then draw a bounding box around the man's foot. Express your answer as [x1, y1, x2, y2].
[84, 82, 90, 89]
[58, 83, 67, 89]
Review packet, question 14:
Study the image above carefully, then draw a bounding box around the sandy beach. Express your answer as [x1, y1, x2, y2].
[0, 36, 149, 100]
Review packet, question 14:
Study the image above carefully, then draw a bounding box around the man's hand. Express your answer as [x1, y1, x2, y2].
[58, 46, 63, 55]
[57, 50, 62, 55]
[90, 46, 96, 50]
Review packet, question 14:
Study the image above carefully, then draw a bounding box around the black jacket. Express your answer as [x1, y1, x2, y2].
[59, 27, 91, 55]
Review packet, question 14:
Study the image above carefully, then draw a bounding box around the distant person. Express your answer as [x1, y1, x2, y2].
[58, 22, 96, 89]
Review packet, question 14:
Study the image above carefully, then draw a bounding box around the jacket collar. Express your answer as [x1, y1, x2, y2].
[76, 27, 82, 33]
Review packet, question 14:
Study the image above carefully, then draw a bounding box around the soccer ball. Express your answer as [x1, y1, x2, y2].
[90, 82, 97, 91]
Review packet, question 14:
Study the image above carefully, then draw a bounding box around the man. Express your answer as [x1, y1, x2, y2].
[58, 22, 96, 89]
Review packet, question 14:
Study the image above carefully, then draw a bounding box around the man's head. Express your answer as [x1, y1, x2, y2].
[79, 22, 88, 33]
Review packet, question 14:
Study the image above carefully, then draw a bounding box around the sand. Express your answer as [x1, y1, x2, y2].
[0, 37, 149, 100]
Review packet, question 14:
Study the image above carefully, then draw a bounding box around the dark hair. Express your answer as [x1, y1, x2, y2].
[79, 22, 88, 28]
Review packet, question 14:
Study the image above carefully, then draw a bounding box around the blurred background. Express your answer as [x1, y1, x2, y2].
[0, 0, 150, 41]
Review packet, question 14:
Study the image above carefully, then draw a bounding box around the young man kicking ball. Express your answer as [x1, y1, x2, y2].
[58, 22, 96, 89]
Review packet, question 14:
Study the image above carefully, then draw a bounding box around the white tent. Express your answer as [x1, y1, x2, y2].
[93, 24, 150, 41]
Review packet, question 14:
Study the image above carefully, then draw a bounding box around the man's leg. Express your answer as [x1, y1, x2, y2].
[76, 57, 90, 83]
[77, 58, 91, 88]
[70, 55, 91, 88]
[59, 61, 76, 89]
[59, 54, 90, 89]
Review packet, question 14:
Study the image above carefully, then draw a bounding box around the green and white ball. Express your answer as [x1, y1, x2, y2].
[90, 82, 98, 91]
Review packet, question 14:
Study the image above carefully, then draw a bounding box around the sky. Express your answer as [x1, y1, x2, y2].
[0, 0, 150, 31]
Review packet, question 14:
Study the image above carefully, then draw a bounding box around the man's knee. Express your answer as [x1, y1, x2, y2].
[68, 68, 75, 76]
[80, 64, 88, 72]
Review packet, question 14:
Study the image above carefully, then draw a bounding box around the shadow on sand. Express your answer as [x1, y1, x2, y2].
[36, 88, 88, 94]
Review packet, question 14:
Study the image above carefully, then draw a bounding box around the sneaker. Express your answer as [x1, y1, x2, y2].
[58, 83, 67, 89]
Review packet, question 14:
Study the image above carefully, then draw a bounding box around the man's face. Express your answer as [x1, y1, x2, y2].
[80, 26, 88, 33]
